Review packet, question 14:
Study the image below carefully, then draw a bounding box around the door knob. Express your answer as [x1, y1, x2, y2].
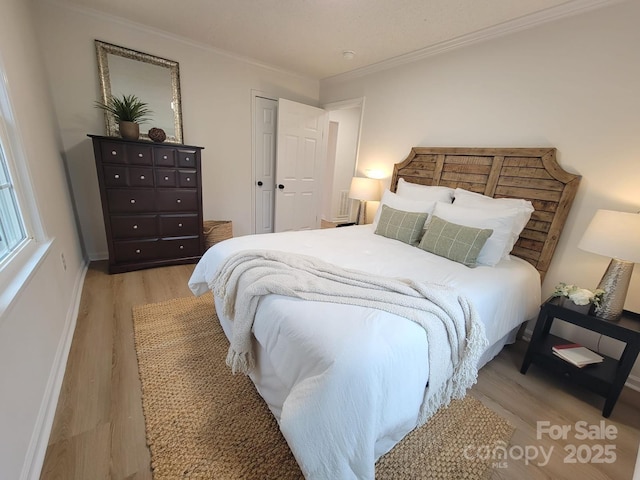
[257, 181, 263, 186]
[278, 184, 285, 190]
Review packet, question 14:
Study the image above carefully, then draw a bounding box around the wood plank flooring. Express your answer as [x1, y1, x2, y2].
[40, 261, 640, 479]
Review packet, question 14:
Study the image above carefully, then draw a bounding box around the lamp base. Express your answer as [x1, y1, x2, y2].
[355, 200, 367, 225]
[594, 258, 634, 321]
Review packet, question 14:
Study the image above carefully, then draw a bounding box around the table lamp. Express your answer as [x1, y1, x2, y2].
[577, 209, 640, 321]
[348, 176, 380, 225]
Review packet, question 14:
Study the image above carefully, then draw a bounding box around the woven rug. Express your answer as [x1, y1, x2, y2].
[132, 293, 515, 479]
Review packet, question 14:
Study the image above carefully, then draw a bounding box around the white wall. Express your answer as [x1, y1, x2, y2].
[321, 1, 640, 385]
[33, 0, 320, 259]
[0, 1, 86, 479]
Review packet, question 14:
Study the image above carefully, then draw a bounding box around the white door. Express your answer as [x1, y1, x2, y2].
[275, 98, 327, 232]
[254, 96, 277, 234]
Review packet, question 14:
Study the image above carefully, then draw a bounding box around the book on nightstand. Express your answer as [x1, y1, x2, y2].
[552, 343, 604, 368]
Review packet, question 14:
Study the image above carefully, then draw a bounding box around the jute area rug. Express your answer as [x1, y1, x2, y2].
[132, 293, 514, 479]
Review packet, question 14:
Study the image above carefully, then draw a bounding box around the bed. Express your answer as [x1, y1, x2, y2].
[188, 147, 580, 479]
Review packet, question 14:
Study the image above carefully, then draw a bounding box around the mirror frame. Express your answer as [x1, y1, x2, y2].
[95, 40, 184, 144]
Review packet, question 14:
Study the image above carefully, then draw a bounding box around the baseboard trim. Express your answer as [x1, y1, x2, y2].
[21, 258, 89, 480]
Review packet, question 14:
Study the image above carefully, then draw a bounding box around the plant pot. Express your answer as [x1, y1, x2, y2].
[119, 121, 140, 140]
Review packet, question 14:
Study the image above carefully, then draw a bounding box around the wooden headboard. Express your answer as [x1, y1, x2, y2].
[390, 147, 580, 281]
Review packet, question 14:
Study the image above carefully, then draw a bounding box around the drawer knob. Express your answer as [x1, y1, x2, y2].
[111, 150, 117, 155]
[186, 177, 191, 182]
[135, 249, 141, 254]
[140, 175, 145, 180]
[176, 199, 181, 203]
[179, 245, 184, 250]
[178, 223, 183, 227]
[114, 174, 120, 179]
[133, 225, 138, 229]
[164, 176, 169, 181]
[163, 155, 168, 160]
[138, 153, 143, 158]
[130, 199, 136, 204]
[185, 157, 190, 161]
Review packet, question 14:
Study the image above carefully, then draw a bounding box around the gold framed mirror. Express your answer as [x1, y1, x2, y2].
[95, 40, 183, 144]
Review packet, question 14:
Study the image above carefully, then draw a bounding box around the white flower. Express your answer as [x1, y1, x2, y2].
[568, 288, 594, 305]
[552, 282, 604, 307]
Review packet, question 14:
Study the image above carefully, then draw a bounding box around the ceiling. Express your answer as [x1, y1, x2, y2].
[56, 0, 616, 79]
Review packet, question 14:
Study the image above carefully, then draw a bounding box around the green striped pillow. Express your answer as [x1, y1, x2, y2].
[374, 205, 429, 245]
[418, 215, 493, 267]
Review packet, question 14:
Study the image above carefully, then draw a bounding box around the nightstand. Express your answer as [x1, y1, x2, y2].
[520, 296, 640, 417]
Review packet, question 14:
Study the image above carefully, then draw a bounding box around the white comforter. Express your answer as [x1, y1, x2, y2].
[189, 225, 541, 479]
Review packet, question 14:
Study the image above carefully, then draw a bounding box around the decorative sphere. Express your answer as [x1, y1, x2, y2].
[148, 127, 166, 143]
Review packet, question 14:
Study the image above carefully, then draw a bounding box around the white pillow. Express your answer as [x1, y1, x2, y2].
[453, 188, 534, 239]
[373, 190, 437, 228]
[396, 178, 454, 203]
[431, 202, 521, 266]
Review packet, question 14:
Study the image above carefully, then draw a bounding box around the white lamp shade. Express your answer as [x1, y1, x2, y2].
[348, 177, 380, 201]
[578, 209, 640, 263]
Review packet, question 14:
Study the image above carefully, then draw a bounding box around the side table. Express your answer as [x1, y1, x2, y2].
[520, 296, 640, 417]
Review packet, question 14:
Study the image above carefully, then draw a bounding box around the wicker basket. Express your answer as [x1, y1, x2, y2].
[203, 220, 233, 250]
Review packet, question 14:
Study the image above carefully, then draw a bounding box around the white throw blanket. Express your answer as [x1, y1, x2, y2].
[211, 249, 488, 425]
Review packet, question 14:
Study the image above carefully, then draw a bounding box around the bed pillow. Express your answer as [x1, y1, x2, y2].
[372, 189, 436, 228]
[418, 215, 493, 268]
[453, 188, 534, 255]
[396, 178, 454, 203]
[431, 201, 521, 266]
[374, 205, 429, 245]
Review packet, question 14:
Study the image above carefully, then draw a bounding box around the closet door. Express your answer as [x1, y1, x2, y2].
[254, 96, 277, 234]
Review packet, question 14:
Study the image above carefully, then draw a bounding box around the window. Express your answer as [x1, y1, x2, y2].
[0, 137, 26, 263]
[0, 60, 49, 313]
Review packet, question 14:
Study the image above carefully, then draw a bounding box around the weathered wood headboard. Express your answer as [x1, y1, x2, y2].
[390, 147, 581, 281]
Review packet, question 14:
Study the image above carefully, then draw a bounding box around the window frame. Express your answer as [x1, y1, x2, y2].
[0, 57, 51, 321]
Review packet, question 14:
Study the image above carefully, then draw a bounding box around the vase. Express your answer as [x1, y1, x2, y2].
[119, 121, 139, 140]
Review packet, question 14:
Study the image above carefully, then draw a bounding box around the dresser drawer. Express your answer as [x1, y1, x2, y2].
[126, 144, 153, 165]
[154, 148, 176, 166]
[177, 149, 197, 168]
[157, 236, 201, 259]
[128, 167, 154, 187]
[107, 189, 155, 213]
[178, 170, 197, 187]
[111, 215, 157, 238]
[155, 169, 177, 187]
[103, 166, 129, 187]
[159, 214, 199, 236]
[156, 189, 198, 212]
[113, 239, 159, 262]
[101, 141, 126, 164]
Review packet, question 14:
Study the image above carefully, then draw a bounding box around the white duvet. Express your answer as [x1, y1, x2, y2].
[188, 225, 541, 479]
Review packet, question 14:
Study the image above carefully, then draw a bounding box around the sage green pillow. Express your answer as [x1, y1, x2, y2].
[374, 204, 429, 245]
[418, 215, 493, 267]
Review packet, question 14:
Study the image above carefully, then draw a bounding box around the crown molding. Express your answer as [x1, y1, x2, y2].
[40, 0, 317, 83]
[322, 0, 625, 85]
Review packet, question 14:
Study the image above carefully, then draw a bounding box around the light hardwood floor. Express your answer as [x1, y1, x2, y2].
[40, 261, 640, 479]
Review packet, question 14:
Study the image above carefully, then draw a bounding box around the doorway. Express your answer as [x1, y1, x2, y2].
[251, 94, 363, 234]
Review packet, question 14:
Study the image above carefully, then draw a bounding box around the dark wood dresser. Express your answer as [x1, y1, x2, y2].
[89, 135, 205, 274]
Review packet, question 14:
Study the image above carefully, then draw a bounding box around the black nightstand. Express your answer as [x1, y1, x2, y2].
[520, 296, 640, 417]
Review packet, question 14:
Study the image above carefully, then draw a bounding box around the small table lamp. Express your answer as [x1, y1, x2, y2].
[348, 176, 380, 225]
[577, 209, 640, 321]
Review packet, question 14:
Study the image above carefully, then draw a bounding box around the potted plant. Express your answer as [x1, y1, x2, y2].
[95, 94, 152, 140]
